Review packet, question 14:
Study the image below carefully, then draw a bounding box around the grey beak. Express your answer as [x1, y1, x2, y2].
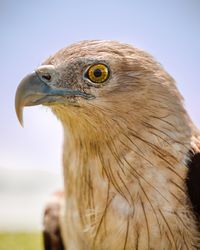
[15, 71, 94, 126]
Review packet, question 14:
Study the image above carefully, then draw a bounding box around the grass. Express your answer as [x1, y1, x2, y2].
[0, 232, 43, 250]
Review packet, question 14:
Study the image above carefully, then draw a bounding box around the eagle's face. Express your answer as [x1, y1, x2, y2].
[15, 40, 186, 139]
[40, 40, 166, 105]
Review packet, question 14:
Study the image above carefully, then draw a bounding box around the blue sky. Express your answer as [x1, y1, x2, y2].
[1, 0, 200, 174]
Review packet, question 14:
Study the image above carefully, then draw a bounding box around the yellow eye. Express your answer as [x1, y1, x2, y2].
[86, 64, 109, 83]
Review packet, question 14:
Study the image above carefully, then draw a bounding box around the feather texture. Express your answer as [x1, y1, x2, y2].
[18, 40, 200, 249]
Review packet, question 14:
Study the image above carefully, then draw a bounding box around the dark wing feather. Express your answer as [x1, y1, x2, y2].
[186, 151, 200, 219]
[43, 191, 65, 250]
[43, 228, 64, 250]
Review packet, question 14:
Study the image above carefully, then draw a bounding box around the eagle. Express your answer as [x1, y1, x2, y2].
[15, 40, 200, 250]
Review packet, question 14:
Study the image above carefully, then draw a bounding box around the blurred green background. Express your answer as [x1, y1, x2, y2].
[0, 232, 43, 250]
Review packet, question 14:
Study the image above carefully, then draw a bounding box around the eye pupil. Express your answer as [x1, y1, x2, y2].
[93, 69, 102, 78]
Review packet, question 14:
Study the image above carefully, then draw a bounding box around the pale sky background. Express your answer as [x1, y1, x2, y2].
[0, 0, 200, 230]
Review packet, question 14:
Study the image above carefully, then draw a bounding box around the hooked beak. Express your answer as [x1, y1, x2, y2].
[15, 67, 94, 126]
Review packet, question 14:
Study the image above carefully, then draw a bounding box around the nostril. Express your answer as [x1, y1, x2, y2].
[41, 73, 51, 81]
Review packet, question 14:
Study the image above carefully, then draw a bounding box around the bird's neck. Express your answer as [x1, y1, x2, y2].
[61, 108, 191, 215]
[57, 107, 200, 249]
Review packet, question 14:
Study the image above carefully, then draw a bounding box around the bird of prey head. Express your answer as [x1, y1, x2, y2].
[15, 41, 200, 250]
[15, 40, 184, 129]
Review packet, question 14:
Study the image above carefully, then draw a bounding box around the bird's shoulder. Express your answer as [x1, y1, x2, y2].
[43, 191, 65, 250]
[186, 129, 200, 220]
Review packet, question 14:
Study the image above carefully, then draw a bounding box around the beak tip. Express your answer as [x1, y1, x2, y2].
[15, 106, 24, 127]
[19, 117, 24, 127]
[15, 94, 24, 127]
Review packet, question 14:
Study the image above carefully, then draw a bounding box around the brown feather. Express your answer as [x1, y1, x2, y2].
[40, 41, 200, 249]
